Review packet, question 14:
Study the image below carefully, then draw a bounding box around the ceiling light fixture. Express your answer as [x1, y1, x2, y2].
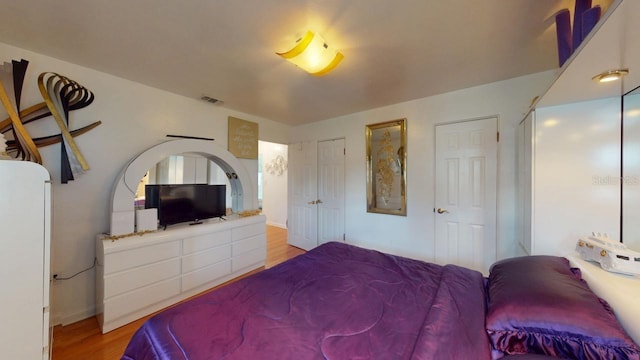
[276, 30, 344, 76]
[592, 69, 629, 83]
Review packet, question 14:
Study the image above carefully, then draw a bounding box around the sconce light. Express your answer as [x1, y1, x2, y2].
[592, 69, 629, 83]
[276, 30, 344, 76]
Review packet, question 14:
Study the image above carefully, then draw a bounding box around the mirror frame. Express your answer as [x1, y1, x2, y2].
[366, 118, 407, 216]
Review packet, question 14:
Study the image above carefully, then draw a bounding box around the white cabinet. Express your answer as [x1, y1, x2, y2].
[0, 161, 51, 360]
[517, 0, 640, 257]
[518, 100, 621, 256]
[96, 215, 266, 333]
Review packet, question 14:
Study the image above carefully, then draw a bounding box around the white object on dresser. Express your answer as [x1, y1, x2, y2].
[96, 214, 267, 333]
[0, 161, 52, 360]
[135, 208, 157, 232]
[568, 254, 640, 346]
[576, 233, 640, 275]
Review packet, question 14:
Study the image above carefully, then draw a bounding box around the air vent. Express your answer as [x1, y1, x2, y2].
[200, 95, 222, 104]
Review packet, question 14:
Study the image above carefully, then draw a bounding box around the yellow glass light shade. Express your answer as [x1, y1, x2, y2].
[277, 30, 344, 76]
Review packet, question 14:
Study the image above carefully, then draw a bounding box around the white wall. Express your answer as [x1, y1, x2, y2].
[258, 141, 288, 228]
[0, 42, 290, 325]
[290, 71, 555, 264]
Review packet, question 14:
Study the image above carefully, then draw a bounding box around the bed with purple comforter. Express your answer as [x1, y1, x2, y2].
[123, 242, 640, 360]
[122, 242, 491, 360]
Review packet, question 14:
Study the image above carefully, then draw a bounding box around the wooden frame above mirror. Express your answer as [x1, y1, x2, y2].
[366, 118, 407, 216]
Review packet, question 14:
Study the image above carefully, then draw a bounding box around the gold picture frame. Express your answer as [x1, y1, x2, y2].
[366, 118, 407, 215]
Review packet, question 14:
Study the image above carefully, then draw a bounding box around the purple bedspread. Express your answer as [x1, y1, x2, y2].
[122, 242, 491, 360]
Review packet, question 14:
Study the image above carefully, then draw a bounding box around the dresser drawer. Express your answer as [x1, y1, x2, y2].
[105, 258, 181, 298]
[232, 234, 265, 256]
[183, 230, 231, 255]
[232, 246, 265, 272]
[104, 277, 181, 320]
[182, 260, 231, 292]
[104, 241, 180, 275]
[231, 222, 265, 241]
[182, 244, 231, 273]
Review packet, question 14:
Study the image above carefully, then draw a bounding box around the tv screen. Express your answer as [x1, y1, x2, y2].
[145, 184, 226, 227]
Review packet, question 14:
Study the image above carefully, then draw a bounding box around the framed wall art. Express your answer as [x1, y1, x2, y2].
[228, 116, 258, 159]
[366, 118, 407, 215]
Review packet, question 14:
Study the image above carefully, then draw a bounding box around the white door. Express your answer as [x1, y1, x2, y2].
[317, 139, 345, 245]
[288, 141, 318, 250]
[434, 117, 498, 273]
[288, 139, 345, 250]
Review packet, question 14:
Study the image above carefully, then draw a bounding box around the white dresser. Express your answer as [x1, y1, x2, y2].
[96, 214, 266, 333]
[0, 161, 52, 360]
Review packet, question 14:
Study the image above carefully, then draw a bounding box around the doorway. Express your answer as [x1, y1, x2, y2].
[434, 117, 498, 273]
[258, 141, 289, 229]
[287, 139, 345, 251]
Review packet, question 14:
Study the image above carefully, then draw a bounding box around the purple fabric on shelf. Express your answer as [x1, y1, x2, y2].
[572, 0, 593, 50]
[555, 9, 573, 67]
[486, 255, 640, 360]
[582, 5, 602, 41]
[121, 242, 491, 360]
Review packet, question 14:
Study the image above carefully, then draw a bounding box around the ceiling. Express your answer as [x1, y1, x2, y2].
[0, 0, 614, 126]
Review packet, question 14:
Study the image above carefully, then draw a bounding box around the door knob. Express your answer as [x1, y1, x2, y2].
[308, 200, 317, 205]
[436, 208, 449, 214]
[316, 199, 323, 204]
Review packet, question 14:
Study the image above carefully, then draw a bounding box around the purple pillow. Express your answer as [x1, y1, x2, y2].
[486, 255, 640, 359]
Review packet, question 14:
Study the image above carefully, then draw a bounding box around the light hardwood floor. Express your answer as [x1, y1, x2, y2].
[51, 225, 304, 360]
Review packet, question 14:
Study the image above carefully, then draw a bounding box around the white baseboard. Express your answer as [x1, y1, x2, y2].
[266, 221, 287, 229]
[52, 306, 96, 327]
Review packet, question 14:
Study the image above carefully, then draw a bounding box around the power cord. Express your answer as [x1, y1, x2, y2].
[52, 257, 97, 281]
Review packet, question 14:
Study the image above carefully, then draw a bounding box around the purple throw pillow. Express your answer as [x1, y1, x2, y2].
[486, 255, 640, 359]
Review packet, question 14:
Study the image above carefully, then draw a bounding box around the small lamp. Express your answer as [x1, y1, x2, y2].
[277, 30, 344, 76]
[592, 69, 629, 83]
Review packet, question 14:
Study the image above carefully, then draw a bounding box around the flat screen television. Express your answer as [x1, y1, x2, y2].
[145, 184, 226, 227]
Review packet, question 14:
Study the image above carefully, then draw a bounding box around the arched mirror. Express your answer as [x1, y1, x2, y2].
[134, 152, 232, 212]
[110, 139, 257, 236]
[622, 85, 640, 252]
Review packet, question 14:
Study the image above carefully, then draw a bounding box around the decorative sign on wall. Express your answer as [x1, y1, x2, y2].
[228, 116, 258, 159]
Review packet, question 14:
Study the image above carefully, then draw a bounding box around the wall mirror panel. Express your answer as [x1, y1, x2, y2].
[134, 152, 232, 210]
[622, 85, 640, 251]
